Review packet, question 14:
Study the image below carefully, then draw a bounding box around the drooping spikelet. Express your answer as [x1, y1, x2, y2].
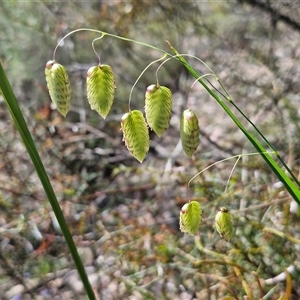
[179, 201, 202, 236]
[215, 206, 233, 241]
[45, 60, 71, 117]
[180, 108, 200, 158]
[145, 84, 172, 137]
[121, 110, 150, 163]
[86, 64, 115, 119]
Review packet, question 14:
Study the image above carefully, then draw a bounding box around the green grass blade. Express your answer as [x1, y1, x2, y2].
[168, 45, 300, 206]
[229, 100, 300, 189]
[0, 62, 96, 300]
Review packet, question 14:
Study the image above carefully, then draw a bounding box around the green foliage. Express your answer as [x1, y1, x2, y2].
[2, 3, 300, 297]
[0, 62, 96, 300]
[170, 45, 300, 206]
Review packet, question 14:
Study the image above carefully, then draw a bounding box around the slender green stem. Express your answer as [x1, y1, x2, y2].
[52, 28, 168, 61]
[263, 227, 300, 244]
[163, 44, 300, 190]
[167, 43, 300, 206]
[3, 25, 299, 298]
[230, 100, 300, 188]
[187, 152, 274, 193]
[0, 62, 96, 300]
[128, 54, 167, 111]
[52, 29, 300, 201]
[92, 34, 105, 65]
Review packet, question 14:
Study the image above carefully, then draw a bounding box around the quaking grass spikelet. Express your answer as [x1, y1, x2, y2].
[145, 84, 172, 137]
[179, 201, 202, 236]
[121, 110, 150, 163]
[86, 64, 115, 119]
[215, 206, 233, 241]
[45, 60, 71, 117]
[180, 108, 200, 158]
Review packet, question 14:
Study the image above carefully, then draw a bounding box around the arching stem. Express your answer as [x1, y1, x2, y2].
[187, 152, 275, 201]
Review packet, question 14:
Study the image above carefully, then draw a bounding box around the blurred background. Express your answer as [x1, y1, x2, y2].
[1, 1, 300, 299]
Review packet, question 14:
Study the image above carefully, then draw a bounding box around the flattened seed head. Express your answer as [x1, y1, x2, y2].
[180, 109, 200, 158]
[45, 60, 71, 117]
[145, 84, 173, 137]
[121, 110, 150, 163]
[86, 64, 115, 119]
[215, 206, 233, 241]
[179, 201, 202, 236]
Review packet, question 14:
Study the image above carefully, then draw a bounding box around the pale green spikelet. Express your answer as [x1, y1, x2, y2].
[45, 60, 71, 117]
[215, 206, 233, 241]
[180, 108, 200, 158]
[86, 64, 115, 119]
[145, 84, 172, 137]
[121, 110, 150, 163]
[179, 201, 202, 236]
